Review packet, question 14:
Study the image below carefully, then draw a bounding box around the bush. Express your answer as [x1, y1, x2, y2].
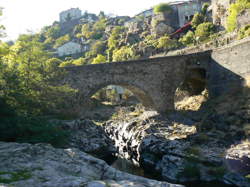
[227, 0, 250, 32]
[92, 54, 106, 64]
[191, 13, 205, 28]
[179, 31, 195, 46]
[59, 60, 74, 67]
[72, 57, 87, 66]
[201, 3, 210, 15]
[157, 35, 179, 50]
[112, 46, 137, 62]
[195, 22, 216, 42]
[54, 34, 70, 48]
[0, 116, 69, 147]
[153, 3, 172, 14]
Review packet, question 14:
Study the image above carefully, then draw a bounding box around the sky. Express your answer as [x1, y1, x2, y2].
[0, 0, 180, 41]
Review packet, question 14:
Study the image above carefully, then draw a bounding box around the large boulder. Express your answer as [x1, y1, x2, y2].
[62, 119, 116, 159]
[0, 141, 184, 187]
[151, 22, 174, 36]
[225, 140, 250, 175]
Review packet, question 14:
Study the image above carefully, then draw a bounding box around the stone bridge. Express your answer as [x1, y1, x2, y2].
[63, 38, 250, 113]
[63, 51, 211, 112]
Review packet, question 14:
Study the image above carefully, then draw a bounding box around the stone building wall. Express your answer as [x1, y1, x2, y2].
[175, 1, 202, 27]
[57, 41, 82, 57]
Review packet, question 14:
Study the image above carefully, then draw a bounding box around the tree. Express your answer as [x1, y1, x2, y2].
[153, 3, 172, 14]
[90, 41, 107, 56]
[201, 3, 210, 16]
[81, 24, 94, 39]
[2, 35, 76, 115]
[112, 46, 137, 62]
[227, 0, 250, 32]
[92, 54, 106, 64]
[157, 35, 179, 50]
[195, 22, 215, 42]
[54, 34, 70, 48]
[179, 31, 195, 46]
[191, 13, 204, 28]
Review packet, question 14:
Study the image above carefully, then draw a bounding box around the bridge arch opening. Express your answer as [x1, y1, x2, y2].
[175, 68, 208, 111]
[88, 84, 156, 110]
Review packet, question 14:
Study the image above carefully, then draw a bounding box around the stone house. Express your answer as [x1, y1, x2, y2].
[125, 0, 204, 31]
[57, 41, 82, 57]
[59, 8, 82, 23]
[171, 0, 203, 27]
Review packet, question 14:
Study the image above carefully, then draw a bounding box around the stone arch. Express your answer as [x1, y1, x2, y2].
[174, 67, 208, 104]
[185, 68, 207, 95]
[84, 82, 156, 110]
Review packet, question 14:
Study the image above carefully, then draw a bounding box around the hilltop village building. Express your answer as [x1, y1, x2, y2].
[57, 41, 82, 57]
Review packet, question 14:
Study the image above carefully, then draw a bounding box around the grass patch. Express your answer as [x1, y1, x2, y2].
[0, 116, 69, 147]
[0, 171, 32, 184]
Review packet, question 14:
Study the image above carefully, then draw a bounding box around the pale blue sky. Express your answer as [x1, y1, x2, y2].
[0, 0, 183, 41]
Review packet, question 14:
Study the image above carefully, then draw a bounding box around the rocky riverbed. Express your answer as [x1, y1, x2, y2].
[0, 141, 183, 187]
[101, 89, 250, 187]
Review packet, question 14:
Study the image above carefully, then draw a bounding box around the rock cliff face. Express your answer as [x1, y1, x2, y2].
[62, 119, 116, 159]
[0, 142, 184, 187]
[104, 114, 250, 187]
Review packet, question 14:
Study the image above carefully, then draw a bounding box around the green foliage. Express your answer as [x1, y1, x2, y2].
[81, 24, 94, 39]
[0, 116, 69, 147]
[201, 3, 210, 16]
[112, 46, 137, 61]
[195, 22, 216, 42]
[54, 34, 70, 48]
[153, 3, 172, 14]
[227, 0, 250, 32]
[157, 35, 179, 50]
[0, 35, 77, 115]
[179, 31, 195, 46]
[93, 18, 107, 32]
[108, 26, 124, 50]
[191, 13, 205, 28]
[43, 25, 61, 39]
[92, 54, 106, 64]
[72, 57, 87, 66]
[238, 24, 250, 39]
[59, 60, 74, 67]
[0, 170, 32, 183]
[143, 35, 158, 48]
[89, 41, 107, 57]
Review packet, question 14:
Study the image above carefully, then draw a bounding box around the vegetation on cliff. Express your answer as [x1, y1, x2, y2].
[227, 0, 250, 32]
